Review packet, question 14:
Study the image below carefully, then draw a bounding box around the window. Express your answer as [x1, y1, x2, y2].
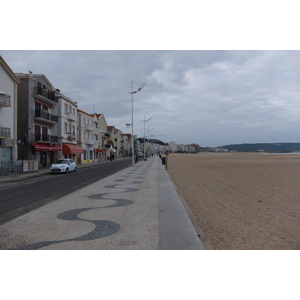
[64, 123, 67, 133]
[35, 125, 41, 140]
[65, 104, 68, 113]
[42, 126, 48, 141]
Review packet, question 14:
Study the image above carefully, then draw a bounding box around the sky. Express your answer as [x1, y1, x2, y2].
[1, 50, 299, 147]
[1, 1, 300, 148]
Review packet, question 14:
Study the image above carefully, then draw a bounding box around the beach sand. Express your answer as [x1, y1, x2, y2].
[167, 152, 300, 250]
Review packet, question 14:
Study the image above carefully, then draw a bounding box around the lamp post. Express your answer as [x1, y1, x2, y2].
[127, 81, 145, 167]
[146, 127, 154, 157]
[142, 115, 152, 160]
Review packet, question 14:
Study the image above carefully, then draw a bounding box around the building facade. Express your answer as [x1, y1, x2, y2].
[0, 56, 20, 173]
[77, 109, 98, 163]
[16, 73, 61, 167]
[95, 113, 110, 161]
[57, 93, 83, 162]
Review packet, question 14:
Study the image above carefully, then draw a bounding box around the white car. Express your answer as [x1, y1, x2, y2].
[49, 159, 77, 174]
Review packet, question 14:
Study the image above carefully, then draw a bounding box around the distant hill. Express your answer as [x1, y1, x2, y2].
[137, 138, 168, 146]
[220, 143, 300, 152]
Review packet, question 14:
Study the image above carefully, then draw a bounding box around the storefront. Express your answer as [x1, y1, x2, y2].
[31, 142, 62, 167]
[95, 148, 107, 162]
[62, 143, 84, 163]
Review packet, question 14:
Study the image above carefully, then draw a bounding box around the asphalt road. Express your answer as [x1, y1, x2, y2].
[0, 159, 132, 225]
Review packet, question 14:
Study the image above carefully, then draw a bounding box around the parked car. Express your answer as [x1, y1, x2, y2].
[138, 152, 144, 157]
[49, 159, 77, 174]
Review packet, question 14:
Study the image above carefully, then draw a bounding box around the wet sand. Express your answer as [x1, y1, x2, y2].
[167, 152, 300, 250]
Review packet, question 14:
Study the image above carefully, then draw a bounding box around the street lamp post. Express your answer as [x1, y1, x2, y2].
[146, 127, 154, 157]
[142, 115, 152, 160]
[127, 81, 145, 167]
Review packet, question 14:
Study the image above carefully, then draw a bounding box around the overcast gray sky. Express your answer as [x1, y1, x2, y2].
[2, 1, 300, 147]
[1, 50, 299, 147]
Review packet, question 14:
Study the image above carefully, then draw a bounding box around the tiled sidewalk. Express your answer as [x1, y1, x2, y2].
[0, 156, 203, 250]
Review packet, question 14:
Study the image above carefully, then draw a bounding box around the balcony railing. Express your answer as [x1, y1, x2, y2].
[35, 87, 58, 103]
[0, 127, 11, 138]
[0, 95, 11, 107]
[101, 132, 110, 138]
[35, 109, 58, 123]
[65, 112, 77, 122]
[84, 138, 95, 145]
[85, 123, 95, 131]
[68, 133, 76, 141]
[34, 133, 58, 143]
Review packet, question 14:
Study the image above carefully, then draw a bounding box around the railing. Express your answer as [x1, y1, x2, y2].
[68, 134, 76, 141]
[101, 132, 110, 138]
[85, 123, 94, 131]
[0, 161, 19, 176]
[35, 87, 58, 103]
[35, 109, 58, 122]
[0, 160, 39, 176]
[65, 112, 77, 122]
[0, 127, 11, 138]
[0, 94, 11, 106]
[84, 138, 95, 144]
[34, 133, 58, 143]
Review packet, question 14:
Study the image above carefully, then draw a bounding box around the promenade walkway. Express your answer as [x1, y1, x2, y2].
[0, 156, 204, 250]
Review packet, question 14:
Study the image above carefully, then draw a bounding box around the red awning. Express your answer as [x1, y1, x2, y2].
[95, 149, 107, 152]
[62, 143, 84, 154]
[31, 142, 62, 151]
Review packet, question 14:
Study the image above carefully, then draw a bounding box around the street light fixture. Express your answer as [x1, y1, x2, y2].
[127, 81, 145, 167]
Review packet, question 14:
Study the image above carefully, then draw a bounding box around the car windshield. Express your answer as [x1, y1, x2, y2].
[54, 160, 69, 164]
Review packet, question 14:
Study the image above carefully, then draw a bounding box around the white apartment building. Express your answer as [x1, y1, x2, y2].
[95, 113, 109, 161]
[77, 109, 98, 163]
[57, 93, 83, 162]
[0, 56, 20, 171]
[169, 141, 179, 152]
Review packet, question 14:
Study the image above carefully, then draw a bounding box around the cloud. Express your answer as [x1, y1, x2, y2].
[1, 50, 299, 146]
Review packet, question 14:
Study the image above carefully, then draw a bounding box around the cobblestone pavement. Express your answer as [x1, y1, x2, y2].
[0, 156, 203, 250]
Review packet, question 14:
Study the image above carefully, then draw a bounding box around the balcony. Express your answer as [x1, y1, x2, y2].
[101, 132, 110, 139]
[65, 112, 77, 122]
[34, 109, 58, 124]
[34, 87, 58, 105]
[85, 123, 95, 131]
[34, 133, 58, 143]
[67, 133, 76, 141]
[84, 138, 95, 145]
[0, 127, 11, 138]
[0, 95, 11, 107]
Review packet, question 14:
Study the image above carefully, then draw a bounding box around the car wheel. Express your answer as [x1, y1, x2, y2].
[65, 168, 69, 174]
[74, 167, 77, 172]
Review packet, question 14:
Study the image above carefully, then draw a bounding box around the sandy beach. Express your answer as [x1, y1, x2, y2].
[167, 152, 300, 250]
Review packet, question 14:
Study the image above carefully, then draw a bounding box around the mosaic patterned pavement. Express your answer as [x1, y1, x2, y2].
[0, 158, 160, 250]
